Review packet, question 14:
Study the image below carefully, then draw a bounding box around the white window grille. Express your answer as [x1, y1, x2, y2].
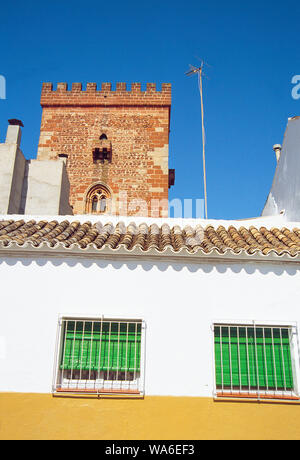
[53, 317, 145, 395]
[213, 321, 299, 400]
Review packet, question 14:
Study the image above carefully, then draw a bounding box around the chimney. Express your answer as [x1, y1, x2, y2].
[5, 119, 24, 147]
[262, 117, 300, 221]
[273, 144, 282, 163]
[58, 153, 68, 165]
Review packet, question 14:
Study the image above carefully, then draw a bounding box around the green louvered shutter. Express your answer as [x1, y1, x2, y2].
[60, 320, 142, 373]
[214, 325, 294, 391]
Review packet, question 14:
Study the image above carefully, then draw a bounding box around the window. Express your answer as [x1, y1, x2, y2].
[92, 196, 98, 213]
[93, 147, 111, 163]
[90, 194, 107, 213]
[100, 196, 107, 213]
[53, 318, 145, 395]
[213, 322, 299, 400]
[92, 134, 112, 163]
[85, 184, 111, 214]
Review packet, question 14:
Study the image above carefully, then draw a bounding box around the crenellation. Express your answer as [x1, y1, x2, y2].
[162, 83, 171, 93]
[40, 82, 172, 107]
[116, 82, 127, 91]
[86, 82, 97, 92]
[131, 82, 141, 92]
[72, 83, 82, 91]
[42, 82, 53, 92]
[101, 82, 112, 91]
[146, 83, 156, 92]
[56, 82, 68, 91]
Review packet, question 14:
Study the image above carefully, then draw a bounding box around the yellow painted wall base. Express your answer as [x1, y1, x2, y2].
[1, 393, 300, 440]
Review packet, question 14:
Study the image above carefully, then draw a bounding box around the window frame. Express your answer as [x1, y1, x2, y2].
[85, 184, 111, 215]
[212, 320, 300, 401]
[52, 315, 146, 396]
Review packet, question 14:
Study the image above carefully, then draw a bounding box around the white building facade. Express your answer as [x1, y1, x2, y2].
[1, 214, 300, 439]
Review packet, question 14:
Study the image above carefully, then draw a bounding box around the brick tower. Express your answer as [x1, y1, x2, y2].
[37, 82, 173, 217]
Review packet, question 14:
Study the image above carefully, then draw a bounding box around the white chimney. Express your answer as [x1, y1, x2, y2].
[273, 144, 282, 163]
[5, 119, 24, 147]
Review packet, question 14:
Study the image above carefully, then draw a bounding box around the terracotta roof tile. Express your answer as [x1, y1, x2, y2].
[1, 219, 300, 258]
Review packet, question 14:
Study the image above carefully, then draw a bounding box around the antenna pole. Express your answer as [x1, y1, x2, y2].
[185, 61, 209, 219]
[198, 67, 208, 219]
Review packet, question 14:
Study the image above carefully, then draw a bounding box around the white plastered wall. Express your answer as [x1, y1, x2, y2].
[0, 253, 300, 397]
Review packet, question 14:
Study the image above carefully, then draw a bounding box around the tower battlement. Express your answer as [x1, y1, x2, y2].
[41, 82, 171, 107]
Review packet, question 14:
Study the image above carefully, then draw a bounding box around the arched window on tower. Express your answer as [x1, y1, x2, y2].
[85, 184, 111, 214]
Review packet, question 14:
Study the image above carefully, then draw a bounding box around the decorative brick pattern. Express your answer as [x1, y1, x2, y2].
[37, 82, 171, 217]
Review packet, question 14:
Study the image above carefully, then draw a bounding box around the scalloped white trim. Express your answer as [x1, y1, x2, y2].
[0, 239, 299, 264]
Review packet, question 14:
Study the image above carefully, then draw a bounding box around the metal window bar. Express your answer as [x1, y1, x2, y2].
[248, 326, 256, 392]
[56, 318, 143, 394]
[271, 327, 278, 392]
[262, 327, 268, 394]
[79, 320, 86, 385]
[88, 321, 94, 383]
[125, 322, 129, 384]
[280, 327, 287, 392]
[214, 323, 296, 399]
[245, 327, 251, 394]
[134, 321, 138, 384]
[106, 321, 112, 386]
[254, 323, 260, 396]
[97, 319, 104, 388]
[69, 320, 77, 388]
[116, 321, 120, 384]
[60, 319, 68, 390]
[237, 326, 241, 393]
[220, 327, 224, 393]
[289, 327, 297, 394]
[228, 327, 233, 393]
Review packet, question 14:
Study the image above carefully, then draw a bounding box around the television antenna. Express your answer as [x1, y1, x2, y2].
[185, 60, 210, 219]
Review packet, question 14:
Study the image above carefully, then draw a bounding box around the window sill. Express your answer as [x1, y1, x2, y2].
[54, 388, 142, 397]
[215, 392, 300, 402]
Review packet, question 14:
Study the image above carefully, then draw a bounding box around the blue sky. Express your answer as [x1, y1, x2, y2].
[0, 0, 299, 219]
